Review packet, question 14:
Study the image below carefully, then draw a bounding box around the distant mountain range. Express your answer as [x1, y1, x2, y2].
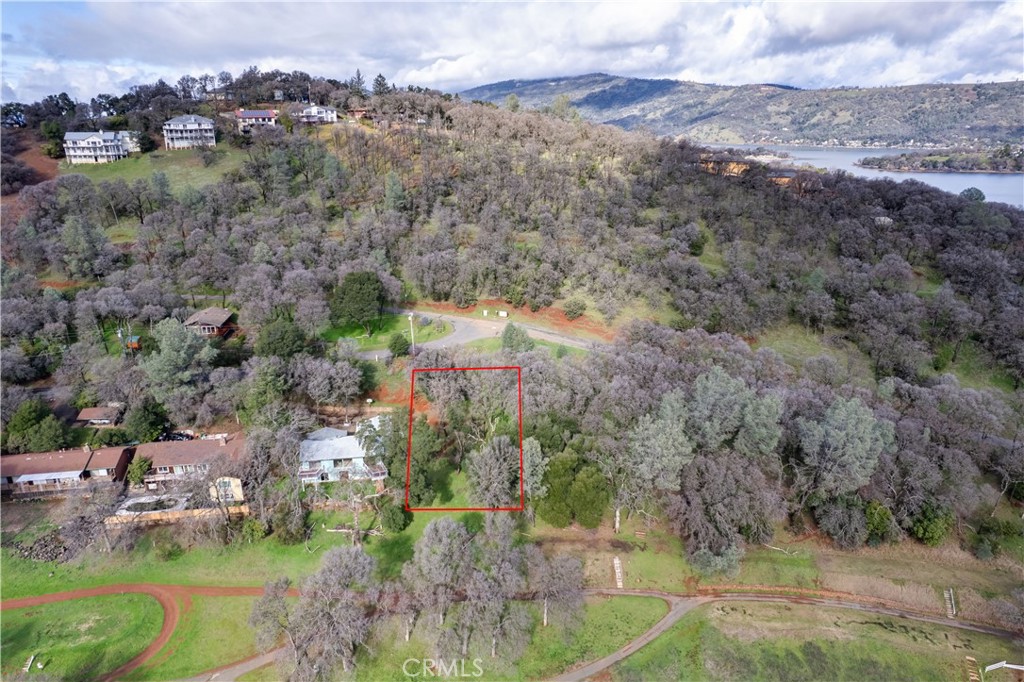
[461, 73, 1024, 147]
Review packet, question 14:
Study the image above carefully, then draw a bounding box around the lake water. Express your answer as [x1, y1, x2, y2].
[718, 144, 1023, 208]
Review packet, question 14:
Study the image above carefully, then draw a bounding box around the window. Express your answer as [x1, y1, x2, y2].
[157, 466, 170, 474]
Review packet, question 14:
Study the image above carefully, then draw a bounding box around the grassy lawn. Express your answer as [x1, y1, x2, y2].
[529, 513, 697, 592]
[125, 596, 258, 681]
[0, 508, 359, 599]
[59, 147, 246, 194]
[517, 595, 668, 680]
[323, 314, 452, 350]
[736, 545, 821, 589]
[611, 601, 1022, 682]
[753, 323, 876, 387]
[0, 594, 163, 682]
[464, 336, 588, 358]
[941, 339, 1016, 393]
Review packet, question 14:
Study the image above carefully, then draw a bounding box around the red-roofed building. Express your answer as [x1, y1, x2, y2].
[0, 445, 132, 498]
[134, 434, 245, 489]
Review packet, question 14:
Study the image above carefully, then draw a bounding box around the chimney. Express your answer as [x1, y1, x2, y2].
[218, 437, 227, 447]
[83, 444, 92, 454]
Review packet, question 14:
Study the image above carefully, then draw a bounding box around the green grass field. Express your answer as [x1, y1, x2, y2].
[517, 595, 668, 680]
[941, 339, 1016, 393]
[323, 314, 452, 350]
[463, 336, 588, 358]
[611, 601, 1022, 682]
[125, 596, 258, 681]
[753, 323, 876, 387]
[0, 594, 163, 682]
[0, 508, 359, 599]
[59, 147, 246, 194]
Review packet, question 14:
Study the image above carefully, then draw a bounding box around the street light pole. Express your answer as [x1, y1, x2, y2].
[408, 313, 415, 353]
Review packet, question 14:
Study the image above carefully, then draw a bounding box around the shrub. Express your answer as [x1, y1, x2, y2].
[563, 298, 587, 320]
[690, 544, 744, 577]
[90, 428, 130, 447]
[865, 500, 897, 546]
[388, 333, 411, 357]
[240, 517, 269, 544]
[380, 499, 412, 533]
[152, 528, 184, 561]
[501, 323, 534, 353]
[126, 457, 151, 486]
[910, 503, 954, 547]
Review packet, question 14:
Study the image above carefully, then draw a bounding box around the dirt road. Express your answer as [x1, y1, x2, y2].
[4, 583, 1015, 681]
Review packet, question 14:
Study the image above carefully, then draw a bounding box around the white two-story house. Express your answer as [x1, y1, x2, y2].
[163, 114, 216, 149]
[63, 130, 139, 164]
[299, 417, 387, 487]
[299, 105, 338, 124]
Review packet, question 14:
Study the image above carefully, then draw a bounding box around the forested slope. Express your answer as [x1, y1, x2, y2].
[2, 87, 1023, 583]
[462, 73, 1024, 146]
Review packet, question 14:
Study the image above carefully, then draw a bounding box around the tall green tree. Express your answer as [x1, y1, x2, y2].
[795, 397, 894, 504]
[372, 73, 391, 97]
[123, 399, 168, 443]
[501, 323, 534, 353]
[537, 451, 579, 527]
[331, 271, 387, 335]
[139, 319, 217, 423]
[255, 317, 307, 358]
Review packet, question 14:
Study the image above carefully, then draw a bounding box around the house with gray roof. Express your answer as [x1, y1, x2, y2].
[299, 417, 387, 486]
[163, 114, 216, 150]
[62, 130, 139, 164]
[183, 307, 234, 337]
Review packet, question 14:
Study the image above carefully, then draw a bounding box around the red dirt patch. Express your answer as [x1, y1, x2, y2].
[1, 134, 59, 229]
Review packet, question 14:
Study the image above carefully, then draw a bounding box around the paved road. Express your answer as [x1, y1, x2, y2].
[356, 308, 603, 361]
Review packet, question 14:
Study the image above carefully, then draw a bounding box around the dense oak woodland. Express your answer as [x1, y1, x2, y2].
[2, 76, 1024, 673]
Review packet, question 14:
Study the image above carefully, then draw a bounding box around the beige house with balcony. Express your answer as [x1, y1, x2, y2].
[63, 130, 139, 164]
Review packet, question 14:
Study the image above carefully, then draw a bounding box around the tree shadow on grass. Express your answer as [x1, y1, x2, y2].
[427, 460, 455, 504]
[373, 533, 413, 579]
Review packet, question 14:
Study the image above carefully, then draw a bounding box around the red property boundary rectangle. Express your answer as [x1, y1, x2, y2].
[405, 366, 524, 512]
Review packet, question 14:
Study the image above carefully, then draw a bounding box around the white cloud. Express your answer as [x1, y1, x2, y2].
[1, 1, 1020, 103]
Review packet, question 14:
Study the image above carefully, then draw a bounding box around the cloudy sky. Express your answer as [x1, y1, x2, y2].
[2, 1, 1021, 103]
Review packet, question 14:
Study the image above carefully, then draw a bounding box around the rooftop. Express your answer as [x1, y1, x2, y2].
[77, 406, 120, 421]
[165, 114, 214, 125]
[0, 449, 92, 480]
[135, 434, 245, 467]
[183, 307, 233, 328]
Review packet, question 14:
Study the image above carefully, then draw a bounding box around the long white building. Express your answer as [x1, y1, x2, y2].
[163, 114, 216, 150]
[62, 130, 138, 165]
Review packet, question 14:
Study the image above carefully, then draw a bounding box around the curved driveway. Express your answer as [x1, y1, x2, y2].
[357, 308, 602, 361]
